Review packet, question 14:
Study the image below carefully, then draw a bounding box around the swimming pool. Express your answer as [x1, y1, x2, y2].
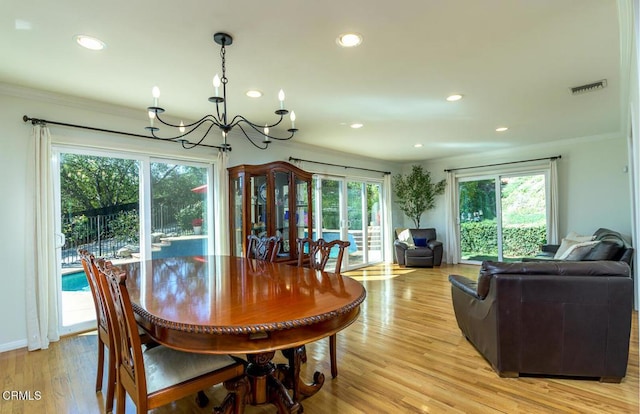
[62, 271, 90, 292]
[63, 237, 208, 291]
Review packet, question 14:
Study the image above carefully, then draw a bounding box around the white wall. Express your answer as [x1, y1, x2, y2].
[0, 84, 401, 351]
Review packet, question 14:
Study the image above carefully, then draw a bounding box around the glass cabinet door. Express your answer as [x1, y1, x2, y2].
[295, 177, 309, 243]
[274, 171, 290, 255]
[231, 176, 244, 256]
[250, 175, 267, 237]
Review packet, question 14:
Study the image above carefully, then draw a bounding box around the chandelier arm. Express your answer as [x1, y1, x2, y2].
[237, 124, 269, 150]
[155, 112, 220, 129]
[261, 129, 296, 141]
[150, 117, 218, 141]
[231, 117, 295, 141]
[148, 127, 182, 141]
[215, 102, 224, 125]
[178, 122, 219, 149]
[229, 114, 284, 130]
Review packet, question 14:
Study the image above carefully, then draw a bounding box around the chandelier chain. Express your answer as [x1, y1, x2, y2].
[220, 42, 228, 85]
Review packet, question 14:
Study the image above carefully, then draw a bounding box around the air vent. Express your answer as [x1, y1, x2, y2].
[570, 79, 607, 95]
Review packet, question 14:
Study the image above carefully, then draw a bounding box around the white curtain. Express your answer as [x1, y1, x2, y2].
[444, 171, 460, 264]
[383, 173, 393, 262]
[547, 158, 560, 244]
[25, 124, 59, 350]
[214, 150, 230, 255]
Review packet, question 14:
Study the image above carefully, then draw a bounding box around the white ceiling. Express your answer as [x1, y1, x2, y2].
[1, 0, 623, 162]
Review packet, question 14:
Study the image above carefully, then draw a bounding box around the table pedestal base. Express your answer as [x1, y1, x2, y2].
[213, 376, 250, 414]
[279, 346, 325, 402]
[246, 352, 302, 414]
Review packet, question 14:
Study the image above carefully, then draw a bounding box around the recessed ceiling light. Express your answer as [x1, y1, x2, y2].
[414, 143, 423, 148]
[337, 33, 363, 48]
[496, 127, 509, 132]
[74, 35, 106, 51]
[246, 90, 263, 98]
[350, 123, 364, 129]
[446, 94, 463, 102]
[15, 19, 32, 30]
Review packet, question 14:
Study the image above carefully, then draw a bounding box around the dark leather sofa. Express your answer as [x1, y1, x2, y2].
[448, 260, 633, 382]
[394, 228, 443, 267]
[527, 228, 634, 265]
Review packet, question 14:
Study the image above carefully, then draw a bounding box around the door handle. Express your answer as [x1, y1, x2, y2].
[55, 233, 66, 249]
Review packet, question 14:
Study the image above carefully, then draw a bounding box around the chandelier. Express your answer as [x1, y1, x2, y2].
[145, 32, 297, 152]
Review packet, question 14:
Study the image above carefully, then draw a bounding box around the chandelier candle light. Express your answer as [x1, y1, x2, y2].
[145, 32, 297, 151]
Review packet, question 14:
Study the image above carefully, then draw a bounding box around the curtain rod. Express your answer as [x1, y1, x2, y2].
[22, 115, 225, 150]
[288, 157, 391, 175]
[444, 155, 561, 173]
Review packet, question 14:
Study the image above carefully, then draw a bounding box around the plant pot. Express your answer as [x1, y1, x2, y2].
[193, 226, 202, 235]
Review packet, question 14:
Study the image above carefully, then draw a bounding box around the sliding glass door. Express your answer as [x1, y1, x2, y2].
[150, 160, 211, 258]
[458, 172, 548, 263]
[459, 177, 498, 261]
[314, 176, 384, 271]
[54, 147, 214, 334]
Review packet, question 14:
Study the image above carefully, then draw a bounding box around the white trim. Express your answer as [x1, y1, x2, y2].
[0, 339, 28, 353]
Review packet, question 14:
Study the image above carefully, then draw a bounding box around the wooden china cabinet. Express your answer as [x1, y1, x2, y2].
[228, 161, 313, 263]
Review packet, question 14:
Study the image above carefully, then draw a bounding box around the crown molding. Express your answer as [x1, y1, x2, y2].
[0, 82, 143, 120]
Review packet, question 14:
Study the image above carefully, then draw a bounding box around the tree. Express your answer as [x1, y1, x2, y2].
[60, 154, 139, 212]
[393, 165, 445, 228]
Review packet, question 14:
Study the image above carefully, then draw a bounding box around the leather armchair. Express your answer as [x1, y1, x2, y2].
[448, 260, 633, 382]
[394, 228, 442, 267]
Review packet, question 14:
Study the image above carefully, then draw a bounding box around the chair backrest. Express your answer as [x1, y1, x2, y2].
[246, 235, 281, 262]
[95, 259, 148, 400]
[297, 237, 350, 273]
[78, 249, 109, 336]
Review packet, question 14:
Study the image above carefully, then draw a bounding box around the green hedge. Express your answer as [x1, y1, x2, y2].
[460, 220, 546, 257]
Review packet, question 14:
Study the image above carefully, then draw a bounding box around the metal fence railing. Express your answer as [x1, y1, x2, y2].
[61, 202, 197, 267]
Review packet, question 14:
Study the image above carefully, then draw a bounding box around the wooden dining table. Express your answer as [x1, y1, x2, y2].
[115, 255, 366, 414]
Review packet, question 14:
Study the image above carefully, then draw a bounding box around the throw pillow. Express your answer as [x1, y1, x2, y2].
[558, 240, 599, 260]
[397, 229, 416, 249]
[553, 238, 579, 259]
[583, 241, 619, 261]
[413, 237, 427, 247]
[553, 232, 594, 259]
[565, 231, 595, 242]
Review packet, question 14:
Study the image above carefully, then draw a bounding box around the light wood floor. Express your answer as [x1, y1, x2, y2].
[1, 263, 637, 413]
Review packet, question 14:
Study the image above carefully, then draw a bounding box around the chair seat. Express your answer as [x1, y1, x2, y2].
[144, 346, 239, 394]
[405, 247, 434, 258]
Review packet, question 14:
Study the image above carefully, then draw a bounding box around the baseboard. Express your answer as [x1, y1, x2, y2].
[0, 339, 28, 353]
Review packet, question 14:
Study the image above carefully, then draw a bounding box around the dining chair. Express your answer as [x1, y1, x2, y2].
[95, 259, 248, 414]
[296, 237, 350, 378]
[79, 248, 116, 412]
[79, 250, 163, 412]
[246, 235, 281, 262]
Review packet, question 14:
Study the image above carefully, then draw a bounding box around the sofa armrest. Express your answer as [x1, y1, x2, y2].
[541, 244, 559, 253]
[448, 274, 481, 299]
[393, 240, 408, 265]
[428, 240, 443, 266]
[427, 240, 442, 250]
[394, 240, 410, 250]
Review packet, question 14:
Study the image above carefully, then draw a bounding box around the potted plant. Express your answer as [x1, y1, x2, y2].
[192, 218, 203, 235]
[393, 165, 446, 228]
